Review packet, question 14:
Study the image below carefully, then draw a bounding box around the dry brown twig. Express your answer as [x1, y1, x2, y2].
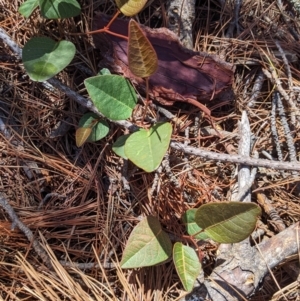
[0, 193, 52, 268]
[224, 0, 242, 38]
[271, 94, 284, 163]
[237, 111, 252, 202]
[271, 91, 300, 193]
[273, 92, 298, 164]
[262, 67, 299, 125]
[256, 191, 286, 233]
[274, 40, 294, 94]
[170, 142, 300, 171]
[247, 70, 266, 108]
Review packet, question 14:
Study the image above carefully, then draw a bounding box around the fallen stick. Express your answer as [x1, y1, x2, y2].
[170, 142, 300, 171]
[0, 194, 52, 268]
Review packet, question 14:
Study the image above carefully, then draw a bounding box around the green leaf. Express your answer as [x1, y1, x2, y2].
[19, 0, 39, 18]
[86, 120, 109, 142]
[182, 209, 209, 240]
[22, 37, 75, 82]
[195, 202, 261, 243]
[124, 122, 172, 172]
[112, 134, 130, 159]
[98, 68, 111, 75]
[121, 216, 172, 268]
[77, 112, 109, 145]
[39, 0, 81, 19]
[173, 242, 201, 292]
[115, 0, 147, 16]
[84, 75, 137, 120]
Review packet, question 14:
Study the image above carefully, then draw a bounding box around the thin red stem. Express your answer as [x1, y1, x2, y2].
[103, 30, 128, 41]
[85, 11, 128, 40]
[182, 234, 204, 262]
[105, 10, 120, 29]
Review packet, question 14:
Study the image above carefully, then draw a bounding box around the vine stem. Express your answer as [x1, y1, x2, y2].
[69, 10, 128, 40]
[86, 10, 128, 40]
[141, 77, 150, 124]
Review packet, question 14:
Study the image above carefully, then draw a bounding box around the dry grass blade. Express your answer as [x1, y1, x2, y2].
[13, 234, 120, 301]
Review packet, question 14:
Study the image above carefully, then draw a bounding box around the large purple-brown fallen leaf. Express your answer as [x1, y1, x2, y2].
[92, 13, 235, 112]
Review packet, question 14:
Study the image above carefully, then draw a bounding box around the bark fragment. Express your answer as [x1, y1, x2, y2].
[92, 13, 235, 107]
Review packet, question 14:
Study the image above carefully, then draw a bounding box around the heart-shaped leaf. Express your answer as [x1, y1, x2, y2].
[84, 75, 137, 120]
[124, 122, 172, 172]
[182, 209, 209, 240]
[19, 0, 39, 18]
[98, 68, 111, 76]
[112, 134, 130, 159]
[76, 112, 109, 147]
[39, 0, 81, 19]
[128, 19, 158, 78]
[22, 37, 75, 82]
[121, 216, 172, 268]
[173, 242, 201, 292]
[195, 202, 261, 243]
[115, 0, 147, 16]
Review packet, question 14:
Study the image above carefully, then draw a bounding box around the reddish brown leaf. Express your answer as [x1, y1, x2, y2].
[76, 127, 92, 147]
[92, 13, 235, 107]
[128, 19, 158, 78]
